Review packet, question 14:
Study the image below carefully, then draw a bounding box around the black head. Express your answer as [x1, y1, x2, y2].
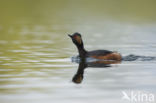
[68, 32, 83, 46]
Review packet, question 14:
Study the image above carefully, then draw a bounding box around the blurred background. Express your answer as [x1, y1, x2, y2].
[0, 0, 156, 103]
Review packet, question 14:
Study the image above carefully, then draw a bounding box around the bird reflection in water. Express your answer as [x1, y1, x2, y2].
[72, 58, 121, 84]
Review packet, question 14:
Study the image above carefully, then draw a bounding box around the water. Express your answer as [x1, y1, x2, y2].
[0, 0, 156, 103]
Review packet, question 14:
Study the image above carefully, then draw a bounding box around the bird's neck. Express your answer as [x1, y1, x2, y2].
[77, 44, 87, 58]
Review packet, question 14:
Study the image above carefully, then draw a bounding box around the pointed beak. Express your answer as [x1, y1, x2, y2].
[68, 34, 72, 38]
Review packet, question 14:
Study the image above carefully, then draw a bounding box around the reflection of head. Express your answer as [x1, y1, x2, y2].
[72, 74, 83, 84]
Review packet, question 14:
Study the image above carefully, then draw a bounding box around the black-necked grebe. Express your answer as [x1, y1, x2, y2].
[68, 32, 122, 61]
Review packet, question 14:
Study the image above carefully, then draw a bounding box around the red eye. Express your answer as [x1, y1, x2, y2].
[74, 35, 81, 44]
[73, 35, 78, 39]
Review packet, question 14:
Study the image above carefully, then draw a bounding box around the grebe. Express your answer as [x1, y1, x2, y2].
[68, 32, 122, 61]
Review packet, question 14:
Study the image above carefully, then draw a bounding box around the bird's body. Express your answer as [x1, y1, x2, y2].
[68, 33, 122, 61]
[87, 50, 121, 61]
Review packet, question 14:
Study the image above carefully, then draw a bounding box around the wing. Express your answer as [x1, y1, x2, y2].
[87, 50, 113, 56]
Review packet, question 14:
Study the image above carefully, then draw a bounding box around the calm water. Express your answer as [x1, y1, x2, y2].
[0, 0, 156, 103]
